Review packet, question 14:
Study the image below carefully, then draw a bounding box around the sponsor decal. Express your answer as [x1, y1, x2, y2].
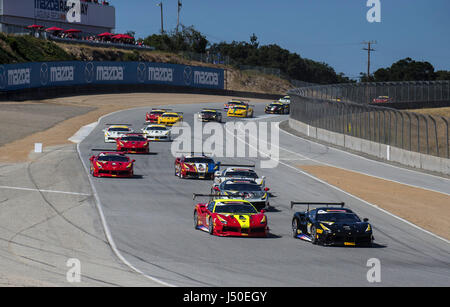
[8, 68, 31, 86]
[194, 71, 219, 86]
[148, 67, 173, 82]
[137, 63, 147, 83]
[0, 66, 6, 89]
[40, 63, 49, 85]
[50, 66, 74, 82]
[183, 66, 193, 86]
[84, 62, 94, 83]
[96, 66, 124, 81]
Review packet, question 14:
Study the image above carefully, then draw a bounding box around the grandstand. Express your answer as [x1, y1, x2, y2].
[0, 0, 115, 35]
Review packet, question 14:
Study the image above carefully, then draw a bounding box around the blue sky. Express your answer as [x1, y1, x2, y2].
[111, 0, 450, 79]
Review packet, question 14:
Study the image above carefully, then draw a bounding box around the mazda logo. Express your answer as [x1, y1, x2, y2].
[40, 63, 49, 86]
[183, 66, 193, 86]
[0, 66, 6, 89]
[137, 63, 146, 83]
[84, 62, 95, 83]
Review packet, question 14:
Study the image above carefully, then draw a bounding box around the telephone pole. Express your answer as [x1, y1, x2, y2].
[362, 41, 376, 80]
[176, 0, 182, 34]
[157, 2, 164, 34]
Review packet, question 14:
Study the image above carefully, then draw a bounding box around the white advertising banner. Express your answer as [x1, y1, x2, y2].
[1, 0, 115, 28]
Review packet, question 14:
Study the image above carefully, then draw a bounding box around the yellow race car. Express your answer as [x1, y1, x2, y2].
[157, 112, 183, 126]
[227, 104, 254, 118]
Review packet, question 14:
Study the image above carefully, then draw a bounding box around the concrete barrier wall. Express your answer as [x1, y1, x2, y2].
[289, 118, 450, 176]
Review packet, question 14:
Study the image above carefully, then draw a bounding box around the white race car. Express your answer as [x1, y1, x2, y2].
[141, 124, 172, 141]
[278, 95, 290, 104]
[213, 167, 266, 188]
[103, 125, 133, 143]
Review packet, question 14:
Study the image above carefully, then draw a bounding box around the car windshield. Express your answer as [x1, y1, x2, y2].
[201, 111, 217, 115]
[225, 171, 258, 179]
[221, 183, 261, 191]
[146, 126, 167, 131]
[269, 104, 281, 107]
[233, 107, 246, 110]
[184, 157, 214, 163]
[108, 128, 130, 132]
[163, 114, 179, 118]
[214, 202, 257, 214]
[97, 155, 129, 162]
[316, 212, 361, 223]
[151, 111, 165, 115]
[122, 136, 146, 142]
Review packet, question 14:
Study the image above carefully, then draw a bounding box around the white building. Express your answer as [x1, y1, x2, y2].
[0, 0, 115, 35]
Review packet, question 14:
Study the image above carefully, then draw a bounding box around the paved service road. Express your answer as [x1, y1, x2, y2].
[78, 101, 450, 287]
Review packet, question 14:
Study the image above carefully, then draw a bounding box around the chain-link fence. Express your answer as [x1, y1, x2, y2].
[295, 81, 450, 105]
[289, 82, 450, 159]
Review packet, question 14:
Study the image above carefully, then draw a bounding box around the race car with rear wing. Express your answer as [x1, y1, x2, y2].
[193, 194, 268, 237]
[174, 153, 219, 179]
[213, 165, 266, 188]
[116, 133, 149, 154]
[264, 101, 289, 114]
[211, 178, 270, 211]
[224, 99, 250, 110]
[227, 104, 254, 118]
[145, 109, 171, 123]
[103, 124, 133, 143]
[198, 109, 223, 122]
[141, 124, 172, 141]
[158, 112, 183, 126]
[89, 151, 135, 178]
[291, 202, 374, 247]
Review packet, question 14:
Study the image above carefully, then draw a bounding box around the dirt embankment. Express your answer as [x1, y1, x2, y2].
[56, 42, 293, 95]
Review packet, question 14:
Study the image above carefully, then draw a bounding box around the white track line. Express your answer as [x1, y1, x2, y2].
[0, 185, 90, 196]
[224, 123, 450, 245]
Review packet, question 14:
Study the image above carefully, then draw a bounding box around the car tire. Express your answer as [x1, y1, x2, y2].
[292, 218, 299, 238]
[194, 211, 199, 229]
[208, 217, 214, 235]
[311, 226, 318, 245]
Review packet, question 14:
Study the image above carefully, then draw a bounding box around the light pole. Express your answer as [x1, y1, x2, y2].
[157, 1, 164, 34]
[176, 0, 182, 34]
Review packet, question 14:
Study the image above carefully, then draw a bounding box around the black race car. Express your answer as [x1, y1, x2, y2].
[198, 109, 223, 122]
[291, 202, 374, 247]
[264, 102, 289, 114]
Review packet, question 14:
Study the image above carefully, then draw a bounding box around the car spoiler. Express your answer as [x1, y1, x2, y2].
[176, 151, 212, 156]
[219, 163, 255, 168]
[105, 123, 132, 126]
[150, 108, 172, 111]
[290, 202, 345, 210]
[193, 193, 247, 200]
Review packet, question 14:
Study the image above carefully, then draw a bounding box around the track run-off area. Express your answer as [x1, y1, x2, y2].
[76, 99, 450, 287]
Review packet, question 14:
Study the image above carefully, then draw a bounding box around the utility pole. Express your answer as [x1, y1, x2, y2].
[362, 41, 377, 80]
[157, 2, 164, 34]
[177, 0, 182, 34]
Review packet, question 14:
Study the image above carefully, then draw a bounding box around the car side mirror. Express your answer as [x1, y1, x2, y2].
[214, 171, 221, 177]
[264, 187, 270, 192]
[213, 186, 220, 192]
[363, 218, 369, 222]
[260, 209, 266, 213]
[89, 156, 95, 161]
[132, 160, 136, 163]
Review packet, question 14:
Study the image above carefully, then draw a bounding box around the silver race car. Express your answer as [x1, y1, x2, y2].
[213, 166, 266, 188]
[103, 124, 133, 143]
[212, 178, 270, 211]
[141, 124, 172, 141]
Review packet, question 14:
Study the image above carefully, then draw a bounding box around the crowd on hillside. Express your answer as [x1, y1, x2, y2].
[81, 0, 110, 5]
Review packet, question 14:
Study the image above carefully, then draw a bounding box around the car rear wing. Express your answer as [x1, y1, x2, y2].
[230, 98, 250, 102]
[176, 151, 212, 157]
[193, 193, 247, 200]
[290, 202, 345, 210]
[150, 108, 172, 111]
[218, 163, 255, 168]
[105, 123, 132, 126]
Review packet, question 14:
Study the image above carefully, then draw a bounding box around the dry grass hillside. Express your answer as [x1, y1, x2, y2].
[56, 42, 293, 95]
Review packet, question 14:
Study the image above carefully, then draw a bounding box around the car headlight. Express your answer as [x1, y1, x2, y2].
[365, 224, 371, 232]
[217, 216, 228, 225]
[260, 216, 266, 224]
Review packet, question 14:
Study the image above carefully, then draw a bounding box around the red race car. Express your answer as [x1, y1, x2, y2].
[89, 152, 135, 178]
[145, 109, 171, 123]
[372, 96, 391, 103]
[116, 133, 149, 154]
[193, 195, 268, 237]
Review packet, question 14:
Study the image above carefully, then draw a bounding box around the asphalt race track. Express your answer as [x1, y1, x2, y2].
[78, 101, 450, 287]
